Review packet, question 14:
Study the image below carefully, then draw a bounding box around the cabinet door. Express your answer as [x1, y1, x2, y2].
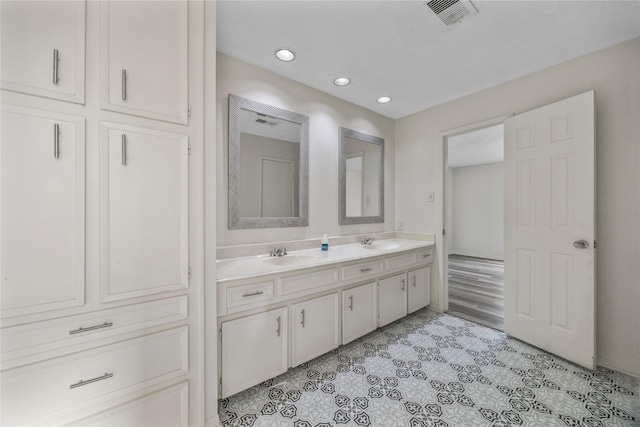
[100, 123, 188, 303]
[221, 308, 288, 398]
[342, 282, 377, 345]
[100, 0, 188, 124]
[408, 266, 431, 313]
[378, 274, 407, 327]
[1, 0, 85, 103]
[1, 106, 85, 319]
[292, 293, 340, 367]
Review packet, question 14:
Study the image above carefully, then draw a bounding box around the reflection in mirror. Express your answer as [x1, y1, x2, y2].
[228, 94, 309, 229]
[339, 128, 384, 225]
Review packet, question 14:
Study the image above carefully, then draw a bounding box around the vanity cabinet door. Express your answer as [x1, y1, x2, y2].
[1, 0, 85, 103]
[342, 282, 377, 345]
[1, 106, 85, 319]
[100, 123, 189, 303]
[291, 293, 340, 367]
[221, 308, 288, 399]
[378, 274, 407, 327]
[408, 267, 430, 313]
[100, 0, 188, 124]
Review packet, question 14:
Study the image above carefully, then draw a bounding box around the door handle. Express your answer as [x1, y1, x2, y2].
[573, 240, 589, 249]
[300, 309, 305, 327]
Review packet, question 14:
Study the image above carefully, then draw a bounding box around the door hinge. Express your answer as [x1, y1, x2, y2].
[188, 267, 192, 279]
[188, 144, 191, 155]
[188, 106, 191, 117]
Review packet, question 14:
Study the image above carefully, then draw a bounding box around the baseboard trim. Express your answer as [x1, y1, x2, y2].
[206, 414, 222, 427]
[597, 355, 640, 378]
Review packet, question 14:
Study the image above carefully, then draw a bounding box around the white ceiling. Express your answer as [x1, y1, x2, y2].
[447, 123, 504, 168]
[217, 0, 640, 119]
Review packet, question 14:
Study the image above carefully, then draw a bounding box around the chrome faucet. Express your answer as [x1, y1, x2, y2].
[269, 247, 288, 257]
[361, 237, 375, 245]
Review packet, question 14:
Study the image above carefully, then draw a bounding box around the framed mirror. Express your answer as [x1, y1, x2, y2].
[228, 94, 309, 229]
[339, 127, 384, 225]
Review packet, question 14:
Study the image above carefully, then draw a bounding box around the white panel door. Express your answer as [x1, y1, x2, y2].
[342, 282, 377, 344]
[408, 266, 430, 313]
[378, 273, 407, 327]
[221, 308, 288, 398]
[1, 0, 85, 103]
[260, 157, 294, 217]
[100, 0, 189, 124]
[100, 123, 188, 303]
[291, 293, 340, 367]
[1, 106, 85, 319]
[504, 91, 595, 369]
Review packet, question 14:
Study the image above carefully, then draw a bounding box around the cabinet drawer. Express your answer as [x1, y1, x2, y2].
[417, 249, 434, 264]
[1, 297, 188, 365]
[385, 252, 417, 270]
[1, 327, 188, 426]
[341, 259, 384, 281]
[227, 281, 274, 309]
[279, 268, 338, 295]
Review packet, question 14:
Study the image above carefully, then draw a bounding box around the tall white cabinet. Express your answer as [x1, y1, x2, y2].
[0, 1, 206, 425]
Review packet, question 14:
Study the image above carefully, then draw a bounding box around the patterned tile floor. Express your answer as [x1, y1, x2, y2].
[219, 309, 639, 427]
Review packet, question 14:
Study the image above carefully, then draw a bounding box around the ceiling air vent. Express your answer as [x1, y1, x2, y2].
[255, 118, 277, 126]
[425, 0, 478, 26]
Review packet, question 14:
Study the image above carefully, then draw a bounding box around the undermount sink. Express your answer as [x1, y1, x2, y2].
[360, 242, 402, 251]
[262, 255, 319, 266]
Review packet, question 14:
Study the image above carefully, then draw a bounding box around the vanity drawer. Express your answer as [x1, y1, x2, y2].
[1, 296, 188, 366]
[1, 326, 188, 426]
[417, 249, 434, 264]
[341, 259, 385, 281]
[280, 268, 339, 295]
[227, 281, 274, 309]
[385, 252, 417, 271]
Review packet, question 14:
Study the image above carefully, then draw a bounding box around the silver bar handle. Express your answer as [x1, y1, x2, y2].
[122, 134, 127, 165]
[70, 373, 113, 389]
[54, 124, 60, 158]
[360, 267, 372, 273]
[276, 316, 281, 337]
[401, 279, 405, 291]
[53, 49, 59, 84]
[69, 322, 113, 335]
[122, 69, 127, 100]
[300, 309, 305, 327]
[412, 276, 416, 287]
[349, 295, 353, 311]
[242, 290, 264, 298]
[422, 253, 430, 259]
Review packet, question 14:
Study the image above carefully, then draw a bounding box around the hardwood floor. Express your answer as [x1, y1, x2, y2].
[447, 254, 504, 330]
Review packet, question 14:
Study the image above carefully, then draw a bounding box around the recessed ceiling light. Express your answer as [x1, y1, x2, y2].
[333, 77, 351, 86]
[377, 96, 392, 104]
[275, 48, 295, 62]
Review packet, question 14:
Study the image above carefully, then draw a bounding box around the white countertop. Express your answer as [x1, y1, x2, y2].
[216, 239, 435, 282]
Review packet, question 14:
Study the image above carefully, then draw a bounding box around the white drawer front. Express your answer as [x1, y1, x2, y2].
[417, 249, 434, 264]
[227, 281, 274, 309]
[1, 327, 188, 426]
[69, 382, 188, 427]
[1, 297, 187, 364]
[280, 268, 338, 295]
[385, 252, 417, 271]
[341, 259, 384, 281]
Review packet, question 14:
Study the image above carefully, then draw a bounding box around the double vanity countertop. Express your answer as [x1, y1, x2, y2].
[217, 238, 435, 282]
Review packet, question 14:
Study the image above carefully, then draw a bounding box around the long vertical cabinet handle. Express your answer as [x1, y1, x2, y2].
[54, 124, 60, 158]
[122, 69, 127, 100]
[121, 134, 127, 165]
[53, 49, 59, 84]
[412, 276, 417, 287]
[300, 309, 305, 327]
[348, 295, 353, 311]
[276, 317, 281, 337]
[401, 279, 405, 291]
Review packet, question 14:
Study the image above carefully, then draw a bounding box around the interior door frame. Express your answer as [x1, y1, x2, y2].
[439, 114, 513, 313]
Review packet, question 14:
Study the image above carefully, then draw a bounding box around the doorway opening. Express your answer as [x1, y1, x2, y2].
[444, 122, 505, 330]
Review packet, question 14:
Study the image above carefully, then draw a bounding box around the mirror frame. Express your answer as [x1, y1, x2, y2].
[228, 94, 309, 229]
[339, 127, 385, 225]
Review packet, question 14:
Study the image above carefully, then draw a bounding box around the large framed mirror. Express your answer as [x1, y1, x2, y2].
[339, 127, 384, 225]
[228, 94, 309, 229]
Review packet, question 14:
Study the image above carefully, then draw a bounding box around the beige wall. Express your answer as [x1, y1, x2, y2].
[395, 38, 640, 376]
[217, 52, 396, 247]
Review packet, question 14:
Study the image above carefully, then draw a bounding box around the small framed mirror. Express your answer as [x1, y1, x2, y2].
[339, 127, 384, 225]
[228, 94, 309, 229]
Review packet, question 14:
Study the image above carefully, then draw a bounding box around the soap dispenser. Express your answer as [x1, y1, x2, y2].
[321, 234, 329, 251]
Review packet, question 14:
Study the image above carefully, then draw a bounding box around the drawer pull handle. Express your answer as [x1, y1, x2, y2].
[53, 49, 59, 84]
[69, 322, 113, 335]
[360, 267, 372, 272]
[276, 317, 281, 337]
[242, 290, 264, 298]
[348, 295, 353, 311]
[422, 253, 430, 259]
[54, 123, 60, 158]
[300, 309, 305, 328]
[70, 373, 113, 389]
